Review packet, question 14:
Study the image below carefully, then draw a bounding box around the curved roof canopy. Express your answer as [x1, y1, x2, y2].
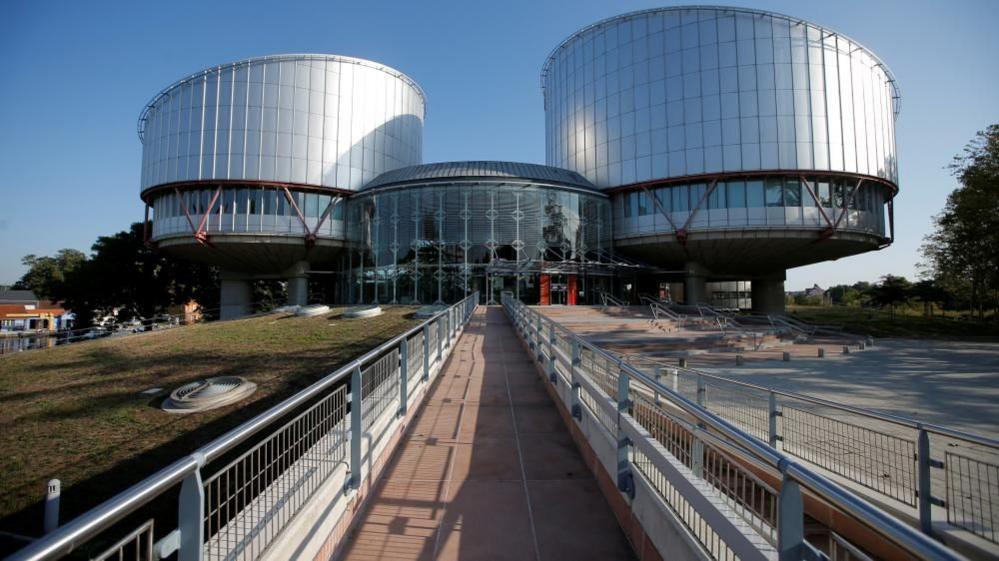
[362, 161, 600, 192]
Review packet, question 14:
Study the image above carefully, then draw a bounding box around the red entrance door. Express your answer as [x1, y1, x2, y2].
[539, 274, 551, 305]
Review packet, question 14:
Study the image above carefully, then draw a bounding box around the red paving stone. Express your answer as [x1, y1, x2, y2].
[339, 307, 635, 561]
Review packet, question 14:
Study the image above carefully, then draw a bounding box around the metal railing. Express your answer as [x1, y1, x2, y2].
[599, 291, 628, 307]
[9, 293, 479, 561]
[503, 296, 963, 561]
[621, 352, 999, 546]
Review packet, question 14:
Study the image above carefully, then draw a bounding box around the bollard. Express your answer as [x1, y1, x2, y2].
[735, 354, 744, 365]
[43, 479, 60, 534]
[817, 347, 825, 358]
[782, 351, 790, 362]
[679, 357, 688, 368]
[842, 345, 850, 355]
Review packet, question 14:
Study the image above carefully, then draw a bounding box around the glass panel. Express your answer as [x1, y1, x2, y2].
[708, 182, 726, 209]
[673, 184, 689, 211]
[783, 178, 802, 207]
[746, 180, 764, 207]
[727, 181, 746, 208]
[655, 186, 672, 212]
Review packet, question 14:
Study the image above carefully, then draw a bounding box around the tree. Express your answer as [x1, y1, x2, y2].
[13, 249, 86, 300]
[52, 223, 218, 328]
[867, 275, 912, 319]
[920, 124, 999, 321]
[911, 279, 951, 318]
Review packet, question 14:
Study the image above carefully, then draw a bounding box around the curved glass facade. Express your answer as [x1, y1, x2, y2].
[151, 186, 346, 240]
[346, 177, 611, 304]
[543, 7, 899, 189]
[614, 174, 887, 239]
[139, 54, 425, 195]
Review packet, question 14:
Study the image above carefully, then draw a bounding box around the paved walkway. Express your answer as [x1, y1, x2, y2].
[340, 307, 635, 561]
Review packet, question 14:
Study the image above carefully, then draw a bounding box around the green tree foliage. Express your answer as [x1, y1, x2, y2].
[825, 282, 870, 306]
[867, 275, 912, 319]
[921, 124, 999, 320]
[13, 249, 86, 300]
[38, 223, 218, 327]
[910, 279, 952, 317]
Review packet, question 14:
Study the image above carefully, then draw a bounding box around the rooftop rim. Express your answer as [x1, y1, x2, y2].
[359, 160, 603, 194]
[137, 53, 427, 142]
[539, 5, 901, 118]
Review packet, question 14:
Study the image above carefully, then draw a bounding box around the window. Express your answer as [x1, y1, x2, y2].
[248, 189, 259, 214]
[655, 187, 671, 212]
[689, 183, 706, 209]
[833, 180, 846, 208]
[747, 180, 765, 207]
[305, 193, 319, 217]
[727, 181, 746, 208]
[783, 178, 802, 207]
[260, 188, 272, 215]
[765, 178, 783, 207]
[816, 178, 832, 206]
[708, 182, 727, 209]
[638, 190, 651, 216]
[672, 184, 689, 211]
[236, 189, 248, 215]
[277, 190, 288, 216]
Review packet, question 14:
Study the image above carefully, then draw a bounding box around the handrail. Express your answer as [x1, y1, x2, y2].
[625, 353, 999, 449]
[502, 296, 963, 561]
[9, 293, 479, 561]
[599, 291, 627, 307]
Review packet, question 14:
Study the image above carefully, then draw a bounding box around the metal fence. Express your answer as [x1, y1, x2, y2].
[624, 353, 999, 546]
[505, 296, 962, 561]
[8, 293, 478, 561]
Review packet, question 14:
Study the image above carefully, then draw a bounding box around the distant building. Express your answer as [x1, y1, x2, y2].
[804, 284, 827, 298]
[0, 289, 73, 333]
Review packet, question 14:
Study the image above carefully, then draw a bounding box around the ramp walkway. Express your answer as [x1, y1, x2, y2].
[339, 307, 635, 561]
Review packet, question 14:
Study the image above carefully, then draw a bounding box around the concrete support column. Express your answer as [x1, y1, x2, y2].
[220, 274, 252, 320]
[684, 262, 708, 305]
[751, 271, 786, 314]
[285, 261, 309, 307]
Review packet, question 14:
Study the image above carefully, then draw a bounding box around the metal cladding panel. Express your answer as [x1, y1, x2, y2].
[138, 54, 425, 194]
[542, 7, 900, 190]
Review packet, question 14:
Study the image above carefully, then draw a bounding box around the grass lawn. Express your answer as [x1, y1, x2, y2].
[0, 306, 418, 542]
[786, 305, 999, 339]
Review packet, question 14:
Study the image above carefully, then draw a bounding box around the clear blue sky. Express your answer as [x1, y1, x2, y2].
[1, 0, 996, 290]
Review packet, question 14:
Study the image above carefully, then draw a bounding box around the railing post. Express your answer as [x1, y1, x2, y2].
[777, 474, 804, 561]
[178, 469, 204, 561]
[547, 323, 557, 383]
[43, 479, 60, 534]
[349, 365, 363, 490]
[399, 338, 409, 417]
[617, 367, 634, 498]
[692, 374, 706, 477]
[570, 340, 582, 420]
[654, 367, 663, 406]
[768, 391, 780, 448]
[535, 314, 543, 361]
[917, 427, 934, 536]
[422, 324, 431, 382]
[436, 316, 443, 363]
